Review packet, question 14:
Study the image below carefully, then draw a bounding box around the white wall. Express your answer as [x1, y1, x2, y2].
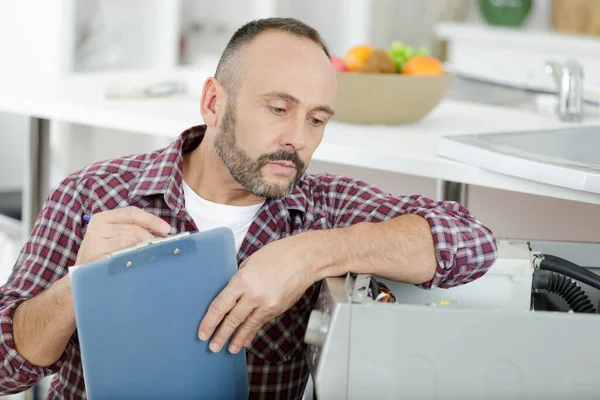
[0, 0, 74, 78]
[0, 114, 27, 191]
[0, 0, 75, 193]
[180, 0, 258, 61]
[278, 0, 371, 57]
[74, 0, 179, 71]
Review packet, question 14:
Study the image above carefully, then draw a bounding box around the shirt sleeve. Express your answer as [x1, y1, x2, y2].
[318, 174, 498, 289]
[0, 176, 83, 394]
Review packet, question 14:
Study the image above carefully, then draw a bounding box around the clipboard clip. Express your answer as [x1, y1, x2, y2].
[109, 232, 191, 258]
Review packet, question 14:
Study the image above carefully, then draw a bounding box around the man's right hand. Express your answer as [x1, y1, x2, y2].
[75, 206, 172, 266]
[13, 207, 171, 367]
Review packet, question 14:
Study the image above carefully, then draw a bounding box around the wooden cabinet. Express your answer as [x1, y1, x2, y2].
[552, 0, 600, 37]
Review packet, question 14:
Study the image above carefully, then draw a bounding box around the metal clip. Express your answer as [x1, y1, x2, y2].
[109, 232, 191, 258]
[531, 252, 544, 269]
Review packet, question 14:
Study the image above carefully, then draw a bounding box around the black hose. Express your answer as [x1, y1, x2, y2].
[533, 271, 596, 313]
[538, 256, 600, 292]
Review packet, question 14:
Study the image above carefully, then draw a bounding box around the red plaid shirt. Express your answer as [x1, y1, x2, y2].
[0, 125, 497, 399]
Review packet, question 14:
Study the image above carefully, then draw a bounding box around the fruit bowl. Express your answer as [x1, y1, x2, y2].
[332, 71, 453, 125]
[330, 42, 453, 125]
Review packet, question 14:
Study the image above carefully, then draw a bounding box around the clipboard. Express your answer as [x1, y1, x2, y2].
[70, 227, 249, 399]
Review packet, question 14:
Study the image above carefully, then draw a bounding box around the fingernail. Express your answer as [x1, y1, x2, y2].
[209, 342, 220, 352]
[160, 222, 171, 234]
[229, 345, 239, 354]
[198, 332, 207, 341]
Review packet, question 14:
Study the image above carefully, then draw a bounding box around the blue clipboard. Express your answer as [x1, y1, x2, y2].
[70, 227, 249, 399]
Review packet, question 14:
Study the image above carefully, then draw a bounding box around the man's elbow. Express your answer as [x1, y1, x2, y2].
[420, 234, 499, 290]
[0, 305, 48, 394]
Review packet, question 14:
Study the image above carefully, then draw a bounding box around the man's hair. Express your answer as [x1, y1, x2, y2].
[214, 18, 330, 94]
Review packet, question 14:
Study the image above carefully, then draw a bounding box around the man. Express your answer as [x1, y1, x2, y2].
[0, 18, 497, 400]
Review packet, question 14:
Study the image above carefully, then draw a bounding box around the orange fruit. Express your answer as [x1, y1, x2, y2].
[401, 55, 444, 76]
[343, 45, 374, 72]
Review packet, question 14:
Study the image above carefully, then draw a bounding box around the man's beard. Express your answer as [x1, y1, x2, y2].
[213, 101, 306, 199]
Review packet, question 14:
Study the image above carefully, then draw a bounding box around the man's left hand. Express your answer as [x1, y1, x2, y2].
[198, 236, 315, 354]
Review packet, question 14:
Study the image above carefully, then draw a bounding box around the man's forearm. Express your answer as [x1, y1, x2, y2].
[13, 276, 76, 367]
[307, 214, 437, 284]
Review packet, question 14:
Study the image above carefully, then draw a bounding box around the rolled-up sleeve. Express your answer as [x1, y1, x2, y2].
[318, 174, 498, 289]
[0, 176, 83, 394]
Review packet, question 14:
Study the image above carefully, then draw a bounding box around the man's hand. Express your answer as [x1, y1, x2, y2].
[198, 236, 316, 354]
[13, 206, 171, 368]
[75, 206, 171, 266]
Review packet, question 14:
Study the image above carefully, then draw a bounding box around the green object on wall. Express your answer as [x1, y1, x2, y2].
[479, 0, 533, 27]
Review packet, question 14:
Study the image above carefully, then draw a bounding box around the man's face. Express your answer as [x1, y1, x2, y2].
[213, 31, 337, 199]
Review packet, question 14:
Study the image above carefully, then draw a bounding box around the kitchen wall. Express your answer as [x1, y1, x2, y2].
[0, 1, 74, 193]
[0, 114, 27, 192]
[0, 0, 74, 78]
[75, 0, 181, 71]
[370, 0, 466, 51]
[179, 0, 369, 61]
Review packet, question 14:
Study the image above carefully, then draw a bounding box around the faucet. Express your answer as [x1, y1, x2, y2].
[545, 59, 584, 122]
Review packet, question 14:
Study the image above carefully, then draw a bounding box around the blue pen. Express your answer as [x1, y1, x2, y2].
[83, 215, 92, 222]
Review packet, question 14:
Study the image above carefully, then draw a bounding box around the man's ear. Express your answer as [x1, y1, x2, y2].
[200, 77, 225, 127]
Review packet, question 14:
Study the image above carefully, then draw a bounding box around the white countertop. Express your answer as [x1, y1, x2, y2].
[2, 67, 600, 204]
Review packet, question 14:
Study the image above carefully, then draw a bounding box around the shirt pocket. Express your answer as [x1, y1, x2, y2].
[247, 290, 314, 364]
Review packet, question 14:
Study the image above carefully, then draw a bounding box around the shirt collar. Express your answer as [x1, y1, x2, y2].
[129, 124, 309, 215]
[128, 125, 205, 215]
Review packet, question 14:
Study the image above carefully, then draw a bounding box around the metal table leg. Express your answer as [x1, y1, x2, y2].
[22, 117, 51, 237]
[20, 117, 51, 400]
[436, 179, 469, 207]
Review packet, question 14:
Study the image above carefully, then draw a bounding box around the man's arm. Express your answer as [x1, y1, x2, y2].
[12, 278, 76, 368]
[319, 175, 498, 288]
[303, 214, 438, 284]
[0, 177, 83, 394]
[1, 176, 170, 394]
[198, 175, 498, 353]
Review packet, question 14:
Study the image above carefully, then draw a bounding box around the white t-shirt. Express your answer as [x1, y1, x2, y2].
[182, 180, 264, 253]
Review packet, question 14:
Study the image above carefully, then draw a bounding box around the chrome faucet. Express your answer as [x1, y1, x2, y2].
[546, 59, 584, 122]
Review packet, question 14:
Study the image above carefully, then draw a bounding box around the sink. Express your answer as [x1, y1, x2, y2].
[437, 125, 600, 195]
[446, 75, 600, 118]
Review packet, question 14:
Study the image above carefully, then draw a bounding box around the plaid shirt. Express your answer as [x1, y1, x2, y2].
[0, 125, 497, 399]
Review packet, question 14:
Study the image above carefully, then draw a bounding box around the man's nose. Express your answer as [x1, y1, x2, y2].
[279, 117, 307, 151]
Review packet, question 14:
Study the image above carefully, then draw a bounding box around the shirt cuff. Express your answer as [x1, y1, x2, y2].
[408, 205, 494, 289]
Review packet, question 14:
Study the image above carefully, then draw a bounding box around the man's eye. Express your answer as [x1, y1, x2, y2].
[270, 107, 286, 115]
[309, 117, 324, 126]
